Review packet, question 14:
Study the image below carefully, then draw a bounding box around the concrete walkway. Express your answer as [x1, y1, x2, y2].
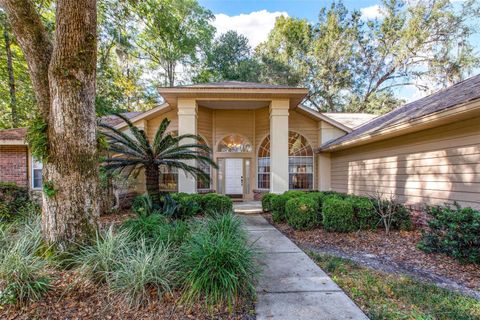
[234, 201, 263, 214]
[240, 214, 369, 320]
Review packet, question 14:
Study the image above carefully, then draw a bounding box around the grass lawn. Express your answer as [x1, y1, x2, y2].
[309, 252, 480, 320]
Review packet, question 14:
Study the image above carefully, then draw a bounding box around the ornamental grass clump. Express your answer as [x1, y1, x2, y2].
[0, 215, 52, 305]
[179, 213, 258, 309]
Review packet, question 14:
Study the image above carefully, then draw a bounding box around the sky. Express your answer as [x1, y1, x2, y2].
[197, 0, 478, 102]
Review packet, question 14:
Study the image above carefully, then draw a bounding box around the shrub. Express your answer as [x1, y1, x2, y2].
[261, 193, 277, 212]
[0, 215, 52, 305]
[0, 182, 30, 221]
[180, 214, 258, 308]
[270, 191, 305, 223]
[322, 198, 356, 232]
[201, 193, 233, 215]
[132, 194, 155, 216]
[418, 204, 480, 264]
[348, 196, 378, 230]
[109, 240, 177, 307]
[170, 193, 201, 219]
[371, 193, 412, 232]
[285, 196, 320, 230]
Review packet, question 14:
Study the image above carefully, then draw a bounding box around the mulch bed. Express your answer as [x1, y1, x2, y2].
[263, 214, 480, 292]
[1, 270, 254, 320]
[1, 212, 255, 320]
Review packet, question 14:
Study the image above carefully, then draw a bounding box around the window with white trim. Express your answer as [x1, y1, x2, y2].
[32, 157, 43, 189]
[256, 132, 314, 190]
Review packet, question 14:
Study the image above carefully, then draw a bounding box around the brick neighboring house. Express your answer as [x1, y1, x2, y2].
[0, 128, 31, 188]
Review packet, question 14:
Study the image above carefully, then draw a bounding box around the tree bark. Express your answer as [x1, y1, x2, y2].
[145, 164, 161, 208]
[2, 20, 18, 127]
[1, 0, 100, 250]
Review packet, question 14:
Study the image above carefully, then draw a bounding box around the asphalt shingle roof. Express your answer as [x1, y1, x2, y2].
[321, 74, 480, 150]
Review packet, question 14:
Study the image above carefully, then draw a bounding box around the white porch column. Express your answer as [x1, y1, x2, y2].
[269, 99, 289, 194]
[177, 98, 197, 193]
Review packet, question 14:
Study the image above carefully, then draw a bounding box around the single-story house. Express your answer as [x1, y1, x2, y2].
[1, 76, 479, 209]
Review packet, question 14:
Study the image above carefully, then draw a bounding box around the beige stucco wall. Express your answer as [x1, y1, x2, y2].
[329, 116, 480, 209]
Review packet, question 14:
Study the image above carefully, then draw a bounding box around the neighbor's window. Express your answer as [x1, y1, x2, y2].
[256, 132, 314, 190]
[32, 157, 43, 189]
[197, 136, 211, 190]
[217, 134, 252, 152]
[257, 135, 270, 189]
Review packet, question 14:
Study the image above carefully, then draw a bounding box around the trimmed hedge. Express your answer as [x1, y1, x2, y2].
[348, 196, 378, 230]
[322, 197, 356, 232]
[285, 196, 320, 230]
[201, 193, 233, 215]
[271, 191, 306, 223]
[261, 193, 277, 212]
[419, 204, 480, 264]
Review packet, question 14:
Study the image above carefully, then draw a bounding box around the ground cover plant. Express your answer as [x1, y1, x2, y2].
[1, 192, 257, 317]
[310, 252, 480, 320]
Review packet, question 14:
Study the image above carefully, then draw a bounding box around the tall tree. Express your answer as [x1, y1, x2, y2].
[131, 0, 215, 86]
[0, 0, 99, 250]
[257, 0, 480, 114]
[1, 13, 17, 127]
[193, 31, 260, 83]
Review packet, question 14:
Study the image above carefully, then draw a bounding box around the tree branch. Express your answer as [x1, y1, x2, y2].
[0, 0, 52, 116]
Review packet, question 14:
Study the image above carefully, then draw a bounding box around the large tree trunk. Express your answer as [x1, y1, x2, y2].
[2, 20, 17, 127]
[42, 0, 99, 248]
[145, 165, 161, 208]
[1, 0, 100, 250]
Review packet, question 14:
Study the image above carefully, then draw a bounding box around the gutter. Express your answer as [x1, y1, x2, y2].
[318, 99, 480, 152]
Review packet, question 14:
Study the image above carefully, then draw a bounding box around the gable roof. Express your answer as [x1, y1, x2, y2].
[322, 113, 377, 129]
[100, 112, 143, 126]
[320, 74, 480, 151]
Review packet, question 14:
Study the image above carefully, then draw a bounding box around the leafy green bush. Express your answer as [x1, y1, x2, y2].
[371, 195, 413, 231]
[261, 193, 277, 212]
[132, 194, 155, 216]
[0, 215, 52, 305]
[0, 182, 30, 221]
[201, 193, 233, 215]
[170, 193, 201, 219]
[418, 204, 480, 264]
[180, 213, 258, 308]
[322, 198, 356, 232]
[285, 196, 320, 230]
[348, 196, 378, 230]
[270, 191, 305, 223]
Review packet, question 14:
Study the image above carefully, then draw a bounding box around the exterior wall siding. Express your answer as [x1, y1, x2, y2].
[0, 145, 28, 187]
[329, 116, 480, 209]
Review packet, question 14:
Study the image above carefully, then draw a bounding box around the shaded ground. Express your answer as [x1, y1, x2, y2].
[1, 212, 256, 320]
[263, 214, 480, 300]
[1, 270, 255, 320]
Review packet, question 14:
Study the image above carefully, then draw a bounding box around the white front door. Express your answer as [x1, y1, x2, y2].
[225, 158, 243, 195]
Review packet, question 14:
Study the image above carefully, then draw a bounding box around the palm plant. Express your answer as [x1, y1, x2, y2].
[99, 114, 217, 207]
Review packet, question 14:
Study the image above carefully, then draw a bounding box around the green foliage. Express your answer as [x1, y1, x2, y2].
[26, 114, 49, 161]
[285, 196, 320, 230]
[348, 196, 378, 230]
[42, 180, 56, 198]
[108, 240, 177, 307]
[100, 116, 216, 207]
[0, 182, 30, 221]
[179, 213, 258, 308]
[322, 197, 356, 232]
[311, 252, 480, 320]
[270, 191, 305, 223]
[201, 193, 233, 216]
[132, 194, 156, 216]
[419, 204, 480, 264]
[169, 193, 201, 219]
[261, 193, 277, 212]
[0, 215, 52, 305]
[193, 30, 260, 83]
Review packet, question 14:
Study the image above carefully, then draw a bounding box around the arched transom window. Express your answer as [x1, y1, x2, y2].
[257, 132, 314, 190]
[218, 134, 252, 153]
